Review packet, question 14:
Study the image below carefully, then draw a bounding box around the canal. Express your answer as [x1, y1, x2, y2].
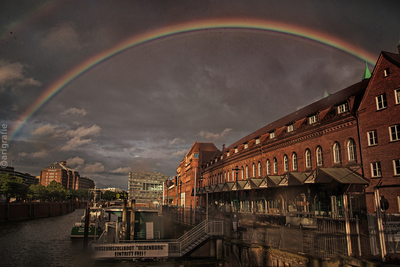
[0, 209, 221, 267]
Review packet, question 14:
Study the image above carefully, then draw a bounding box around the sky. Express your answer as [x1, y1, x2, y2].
[0, 0, 399, 190]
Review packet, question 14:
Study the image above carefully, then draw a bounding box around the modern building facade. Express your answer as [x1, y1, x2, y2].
[128, 171, 170, 204]
[40, 161, 94, 190]
[165, 44, 400, 218]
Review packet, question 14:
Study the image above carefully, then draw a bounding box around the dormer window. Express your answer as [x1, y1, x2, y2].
[235, 147, 238, 153]
[384, 68, 390, 77]
[220, 155, 223, 160]
[244, 143, 248, 149]
[309, 114, 318, 124]
[269, 132, 275, 139]
[337, 103, 349, 114]
[255, 138, 260, 144]
[215, 158, 217, 163]
[227, 152, 230, 157]
[287, 124, 294, 133]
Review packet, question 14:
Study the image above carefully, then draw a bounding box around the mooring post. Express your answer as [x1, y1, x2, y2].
[122, 199, 127, 240]
[83, 205, 90, 250]
[130, 199, 136, 240]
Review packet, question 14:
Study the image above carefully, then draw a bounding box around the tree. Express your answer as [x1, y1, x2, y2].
[102, 190, 116, 201]
[0, 174, 29, 202]
[46, 180, 66, 202]
[28, 184, 48, 202]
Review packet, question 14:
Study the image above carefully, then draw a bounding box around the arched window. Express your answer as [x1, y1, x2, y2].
[305, 149, 311, 169]
[232, 170, 234, 181]
[292, 153, 298, 171]
[258, 162, 262, 177]
[241, 167, 244, 180]
[252, 163, 256, 178]
[273, 158, 278, 174]
[347, 139, 357, 161]
[284, 155, 289, 172]
[333, 142, 341, 164]
[266, 160, 270, 175]
[246, 165, 249, 179]
[227, 171, 230, 182]
[316, 146, 323, 166]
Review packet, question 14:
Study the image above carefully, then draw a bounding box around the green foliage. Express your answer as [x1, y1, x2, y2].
[28, 184, 48, 201]
[102, 190, 116, 201]
[0, 174, 29, 202]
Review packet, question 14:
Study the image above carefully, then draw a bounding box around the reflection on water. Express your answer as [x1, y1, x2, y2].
[0, 209, 220, 267]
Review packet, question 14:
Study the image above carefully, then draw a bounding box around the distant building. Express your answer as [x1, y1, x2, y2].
[40, 161, 94, 190]
[0, 166, 39, 186]
[76, 176, 95, 190]
[128, 171, 170, 204]
[101, 187, 122, 192]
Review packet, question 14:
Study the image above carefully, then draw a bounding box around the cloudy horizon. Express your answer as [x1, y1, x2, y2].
[1, 0, 399, 189]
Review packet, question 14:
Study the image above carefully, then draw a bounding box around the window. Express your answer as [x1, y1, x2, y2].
[333, 142, 341, 164]
[221, 155, 223, 160]
[270, 132, 275, 139]
[309, 115, 318, 124]
[273, 158, 278, 174]
[396, 88, 400, 105]
[287, 124, 294, 133]
[393, 159, 400, 176]
[258, 162, 262, 177]
[305, 150, 311, 168]
[368, 131, 378, 146]
[246, 165, 249, 179]
[347, 139, 357, 162]
[292, 153, 298, 171]
[371, 162, 382, 177]
[255, 138, 260, 144]
[384, 68, 390, 77]
[227, 152, 230, 157]
[284, 155, 289, 172]
[241, 167, 244, 180]
[244, 143, 248, 149]
[390, 125, 400, 141]
[376, 94, 387, 110]
[338, 103, 349, 114]
[266, 160, 270, 175]
[252, 163, 256, 178]
[235, 147, 238, 153]
[227, 171, 230, 182]
[316, 146, 323, 166]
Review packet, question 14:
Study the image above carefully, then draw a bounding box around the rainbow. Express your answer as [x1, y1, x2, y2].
[10, 18, 377, 140]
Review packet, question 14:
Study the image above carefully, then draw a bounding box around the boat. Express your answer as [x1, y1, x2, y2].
[70, 206, 108, 238]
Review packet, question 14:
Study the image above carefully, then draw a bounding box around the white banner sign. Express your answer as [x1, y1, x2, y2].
[92, 243, 168, 259]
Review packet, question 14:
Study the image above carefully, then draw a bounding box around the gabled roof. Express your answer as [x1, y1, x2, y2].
[304, 167, 368, 185]
[225, 79, 369, 151]
[381, 51, 400, 68]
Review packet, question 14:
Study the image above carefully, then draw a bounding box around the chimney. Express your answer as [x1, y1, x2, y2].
[222, 144, 225, 150]
[60, 161, 66, 166]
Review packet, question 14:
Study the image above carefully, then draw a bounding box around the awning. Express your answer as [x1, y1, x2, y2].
[222, 182, 235, 192]
[304, 167, 368, 185]
[243, 178, 263, 190]
[232, 180, 247, 191]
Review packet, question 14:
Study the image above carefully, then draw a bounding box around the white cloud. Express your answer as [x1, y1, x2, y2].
[198, 128, 232, 140]
[111, 167, 131, 174]
[0, 60, 41, 89]
[61, 108, 87, 116]
[41, 23, 81, 51]
[61, 125, 101, 151]
[172, 150, 187, 157]
[81, 162, 105, 173]
[18, 152, 28, 157]
[170, 138, 185, 145]
[32, 124, 58, 135]
[66, 156, 85, 166]
[31, 150, 48, 158]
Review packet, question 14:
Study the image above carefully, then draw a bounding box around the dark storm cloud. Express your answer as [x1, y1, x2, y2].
[1, 0, 399, 189]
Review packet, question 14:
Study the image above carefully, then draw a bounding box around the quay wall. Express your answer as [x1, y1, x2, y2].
[0, 202, 87, 222]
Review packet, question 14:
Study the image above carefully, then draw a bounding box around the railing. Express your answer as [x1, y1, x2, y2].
[170, 220, 224, 257]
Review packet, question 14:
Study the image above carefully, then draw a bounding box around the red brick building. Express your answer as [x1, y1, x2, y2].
[168, 44, 400, 218]
[40, 161, 94, 190]
[357, 49, 400, 214]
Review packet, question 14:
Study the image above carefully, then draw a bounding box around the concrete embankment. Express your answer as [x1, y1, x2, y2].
[0, 202, 87, 222]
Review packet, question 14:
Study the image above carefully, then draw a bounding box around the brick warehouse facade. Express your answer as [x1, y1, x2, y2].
[165, 44, 400, 217]
[40, 161, 95, 190]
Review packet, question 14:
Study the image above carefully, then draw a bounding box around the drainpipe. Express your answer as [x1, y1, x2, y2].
[355, 114, 365, 178]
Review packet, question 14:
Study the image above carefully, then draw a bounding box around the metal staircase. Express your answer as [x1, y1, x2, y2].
[169, 220, 224, 257]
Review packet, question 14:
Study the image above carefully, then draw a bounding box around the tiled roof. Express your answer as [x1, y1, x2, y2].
[225, 79, 369, 151]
